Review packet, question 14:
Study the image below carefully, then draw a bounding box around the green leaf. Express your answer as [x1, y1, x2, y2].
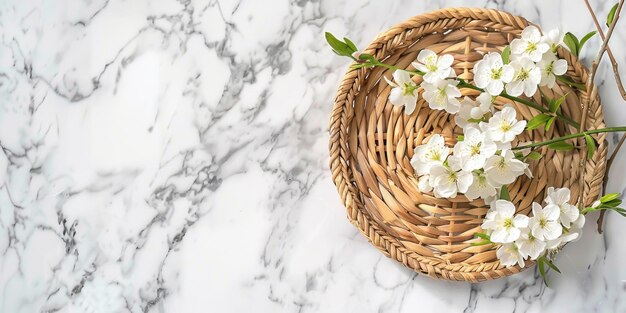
[548, 142, 575, 151]
[471, 233, 493, 246]
[607, 3, 619, 27]
[609, 207, 626, 217]
[471, 241, 493, 246]
[475, 233, 491, 240]
[467, 118, 485, 123]
[578, 31, 597, 53]
[457, 135, 465, 141]
[601, 193, 621, 203]
[584, 134, 596, 159]
[358, 53, 375, 61]
[543, 258, 562, 274]
[545, 116, 556, 132]
[343, 37, 358, 53]
[556, 75, 587, 91]
[501, 46, 511, 64]
[549, 94, 568, 113]
[604, 199, 623, 207]
[563, 32, 580, 57]
[325, 32, 353, 57]
[538, 257, 548, 286]
[527, 114, 552, 130]
[500, 185, 511, 201]
[526, 151, 542, 160]
[350, 63, 369, 69]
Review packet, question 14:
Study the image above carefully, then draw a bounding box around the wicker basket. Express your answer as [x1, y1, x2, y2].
[329, 8, 607, 282]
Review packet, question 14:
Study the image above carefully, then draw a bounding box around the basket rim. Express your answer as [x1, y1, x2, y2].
[328, 7, 606, 282]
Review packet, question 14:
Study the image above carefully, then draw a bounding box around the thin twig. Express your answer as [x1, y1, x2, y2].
[587, 0, 626, 233]
[578, 0, 624, 212]
[584, 0, 626, 100]
[598, 132, 626, 232]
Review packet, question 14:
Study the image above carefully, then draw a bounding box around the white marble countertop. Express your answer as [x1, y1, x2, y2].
[1, 0, 626, 312]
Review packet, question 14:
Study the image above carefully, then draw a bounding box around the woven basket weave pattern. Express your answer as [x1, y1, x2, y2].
[329, 8, 606, 282]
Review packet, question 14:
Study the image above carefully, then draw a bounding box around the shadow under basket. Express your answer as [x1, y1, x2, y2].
[328, 7, 607, 282]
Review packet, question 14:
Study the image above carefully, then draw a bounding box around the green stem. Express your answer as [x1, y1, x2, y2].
[367, 59, 425, 75]
[513, 127, 626, 150]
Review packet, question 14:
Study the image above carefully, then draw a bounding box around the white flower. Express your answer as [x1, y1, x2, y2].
[465, 171, 497, 201]
[497, 243, 526, 267]
[412, 49, 455, 83]
[484, 150, 527, 187]
[544, 187, 579, 227]
[541, 28, 564, 52]
[528, 202, 562, 241]
[411, 134, 450, 175]
[510, 26, 550, 62]
[418, 175, 433, 193]
[506, 57, 541, 97]
[428, 156, 473, 198]
[455, 93, 493, 128]
[481, 200, 529, 243]
[562, 214, 585, 243]
[484, 106, 526, 143]
[545, 214, 585, 250]
[516, 228, 547, 260]
[384, 70, 419, 114]
[473, 52, 514, 96]
[480, 121, 513, 150]
[537, 53, 568, 88]
[453, 126, 497, 171]
[422, 79, 461, 113]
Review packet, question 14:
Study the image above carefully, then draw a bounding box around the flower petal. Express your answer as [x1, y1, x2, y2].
[513, 214, 529, 228]
[543, 221, 562, 240]
[486, 80, 504, 96]
[553, 59, 568, 75]
[417, 49, 436, 64]
[388, 88, 404, 106]
[393, 70, 412, 84]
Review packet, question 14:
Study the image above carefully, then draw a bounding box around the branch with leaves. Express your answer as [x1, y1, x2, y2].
[326, 32, 582, 128]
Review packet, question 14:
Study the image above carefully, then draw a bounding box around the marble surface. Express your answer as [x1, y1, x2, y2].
[1, 0, 626, 312]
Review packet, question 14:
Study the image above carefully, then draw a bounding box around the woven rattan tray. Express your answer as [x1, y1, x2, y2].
[328, 8, 607, 282]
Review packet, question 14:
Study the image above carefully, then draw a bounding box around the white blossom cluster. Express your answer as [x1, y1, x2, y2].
[382, 26, 584, 268]
[382, 26, 571, 202]
[411, 110, 528, 202]
[474, 26, 568, 97]
[385, 26, 568, 114]
[481, 187, 585, 267]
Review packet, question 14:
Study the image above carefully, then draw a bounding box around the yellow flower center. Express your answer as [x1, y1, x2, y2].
[427, 150, 441, 161]
[503, 218, 514, 228]
[500, 121, 512, 132]
[497, 157, 508, 169]
[402, 83, 417, 96]
[517, 68, 529, 81]
[491, 68, 503, 80]
[545, 61, 554, 74]
[470, 143, 481, 155]
[448, 171, 458, 183]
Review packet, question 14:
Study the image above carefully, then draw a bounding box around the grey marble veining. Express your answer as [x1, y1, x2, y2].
[0, 0, 625, 312]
